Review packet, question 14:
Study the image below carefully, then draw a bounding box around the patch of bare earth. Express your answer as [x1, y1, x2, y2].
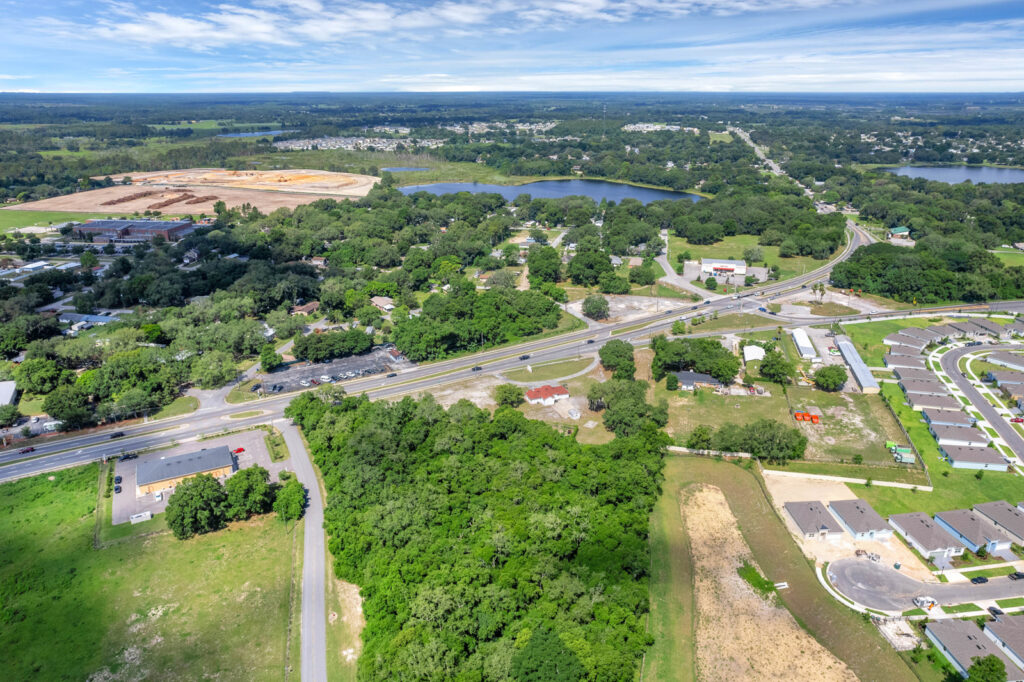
[684, 484, 856, 681]
[328, 574, 365, 667]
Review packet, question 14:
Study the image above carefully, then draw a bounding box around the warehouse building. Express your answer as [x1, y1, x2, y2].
[836, 335, 878, 393]
[76, 219, 194, 243]
[135, 446, 235, 496]
[790, 328, 817, 360]
[0, 381, 16, 406]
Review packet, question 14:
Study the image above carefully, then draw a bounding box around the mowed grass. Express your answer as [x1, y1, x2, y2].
[667, 233, 839, 283]
[152, 395, 199, 420]
[687, 312, 773, 334]
[0, 464, 298, 680]
[648, 456, 916, 682]
[851, 382, 1024, 515]
[961, 565, 1017, 580]
[994, 251, 1024, 268]
[842, 317, 948, 366]
[708, 131, 733, 143]
[654, 378, 791, 440]
[502, 357, 593, 382]
[0, 209, 123, 231]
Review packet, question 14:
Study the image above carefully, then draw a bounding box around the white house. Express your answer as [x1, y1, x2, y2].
[828, 499, 893, 541]
[525, 385, 569, 406]
[888, 512, 965, 562]
[784, 501, 844, 541]
[940, 444, 1009, 471]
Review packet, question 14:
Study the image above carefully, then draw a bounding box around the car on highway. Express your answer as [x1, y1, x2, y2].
[299, 379, 311, 387]
[114, 485, 122, 494]
[1009, 572, 1024, 581]
[971, 576, 989, 584]
[232, 447, 245, 454]
[109, 432, 125, 439]
[18, 446, 35, 454]
[690, 305, 699, 310]
[471, 366, 482, 372]
[519, 354, 530, 360]
[703, 300, 711, 305]
[114, 475, 122, 484]
[586, 339, 595, 344]
[386, 372, 397, 377]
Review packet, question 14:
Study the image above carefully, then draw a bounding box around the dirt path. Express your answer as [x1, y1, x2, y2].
[685, 484, 856, 681]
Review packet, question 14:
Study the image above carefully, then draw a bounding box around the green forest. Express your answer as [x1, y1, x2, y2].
[285, 392, 670, 681]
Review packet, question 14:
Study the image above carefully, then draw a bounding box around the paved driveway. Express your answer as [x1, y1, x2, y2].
[829, 558, 1023, 611]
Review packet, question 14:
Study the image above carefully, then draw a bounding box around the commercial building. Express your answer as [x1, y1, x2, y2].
[899, 379, 949, 397]
[700, 258, 747, 277]
[836, 335, 878, 393]
[887, 226, 910, 239]
[921, 409, 975, 428]
[784, 501, 843, 540]
[524, 384, 569, 406]
[0, 380, 16, 406]
[672, 370, 723, 391]
[973, 501, 1024, 545]
[57, 312, 121, 326]
[75, 219, 194, 243]
[985, 616, 1024, 674]
[935, 509, 1014, 555]
[791, 328, 817, 360]
[988, 352, 1024, 373]
[883, 354, 927, 370]
[928, 423, 988, 448]
[926, 619, 1024, 681]
[939, 445, 1009, 471]
[888, 512, 965, 561]
[906, 393, 963, 411]
[135, 446, 236, 496]
[828, 499, 892, 540]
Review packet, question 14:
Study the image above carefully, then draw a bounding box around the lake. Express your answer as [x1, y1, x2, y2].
[398, 179, 699, 204]
[884, 165, 1024, 184]
[216, 130, 294, 138]
[381, 166, 431, 172]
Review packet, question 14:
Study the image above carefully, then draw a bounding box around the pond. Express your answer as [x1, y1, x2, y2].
[884, 165, 1024, 184]
[381, 167, 431, 172]
[398, 179, 700, 204]
[216, 130, 294, 138]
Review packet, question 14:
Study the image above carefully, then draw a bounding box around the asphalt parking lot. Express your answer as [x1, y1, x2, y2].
[110, 429, 287, 525]
[259, 346, 413, 395]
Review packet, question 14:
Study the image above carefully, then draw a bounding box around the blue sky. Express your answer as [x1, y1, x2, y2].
[1, 0, 1022, 92]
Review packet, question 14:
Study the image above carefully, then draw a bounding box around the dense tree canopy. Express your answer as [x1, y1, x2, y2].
[651, 335, 740, 384]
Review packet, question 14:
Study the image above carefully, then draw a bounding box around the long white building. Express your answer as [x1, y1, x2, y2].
[791, 328, 817, 360]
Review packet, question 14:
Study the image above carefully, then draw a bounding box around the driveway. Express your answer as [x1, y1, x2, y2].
[829, 558, 1024, 612]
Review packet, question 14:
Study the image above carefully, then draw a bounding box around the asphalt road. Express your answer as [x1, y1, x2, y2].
[829, 558, 1023, 611]
[939, 343, 1024, 458]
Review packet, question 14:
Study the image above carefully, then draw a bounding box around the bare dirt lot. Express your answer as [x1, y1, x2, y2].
[685, 484, 856, 681]
[7, 168, 379, 215]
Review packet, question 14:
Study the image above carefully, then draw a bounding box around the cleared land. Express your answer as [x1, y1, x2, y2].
[685, 484, 855, 681]
[0, 464, 298, 680]
[7, 168, 379, 215]
[841, 316, 959, 366]
[646, 456, 915, 682]
[501, 357, 594, 382]
[667, 233, 841, 283]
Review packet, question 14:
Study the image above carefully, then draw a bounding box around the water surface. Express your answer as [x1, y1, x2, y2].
[398, 179, 699, 204]
[884, 165, 1024, 184]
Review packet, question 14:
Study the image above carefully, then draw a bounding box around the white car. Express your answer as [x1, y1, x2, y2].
[319, 375, 333, 383]
[155, 491, 163, 502]
[299, 379, 311, 387]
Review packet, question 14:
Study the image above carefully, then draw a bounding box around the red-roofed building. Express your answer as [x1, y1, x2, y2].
[525, 384, 570, 406]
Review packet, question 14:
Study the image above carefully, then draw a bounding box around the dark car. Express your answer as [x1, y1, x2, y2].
[114, 485, 122, 494]
[386, 372, 397, 378]
[971, 576, 989, 584]
[250, 383, 262, 392]
[114, 475, 122, 484]
[471, 366, 482, 372]
[989, 606, 1004, 616]
[586, 339, 595, 344]
[18, 446, 35, 454]
[118, 453, 137, 461]
[272, 384, 283, 393]
[109, 432, 125, 439]
[519, 354, 530, 360]
[1009, 572, 1024, 581]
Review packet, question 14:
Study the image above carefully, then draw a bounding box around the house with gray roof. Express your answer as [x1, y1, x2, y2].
[928, 324, 962, 339]
[888, 512, 965, 561]
[906, 393, 963, 412]
[899, 379, 949, 397]
[928, 423, 988, 448]
[939, 444, 1009, 471]
[986, 370, 1024, 387]
[974, 501, 1024, 545]
[899, 327, 941, 342]
[935, 509, 1014, 555]
[888, 344, 923, 357]
[988, 352, 1024, 373]
[921, 409, 975, 428]
[927, 619, 1024, 681]
[884, 354, 927, 370]
[836, 335, 878, 394]
[971, 318, 1012, 339]
[949, 320, 990, 338]
[883, 333, 927, 351]
[828, 499, 892, 540]
[985, 615, 1024, 674]
[784, 501, 843, 540]
[893, 367, 935, 383]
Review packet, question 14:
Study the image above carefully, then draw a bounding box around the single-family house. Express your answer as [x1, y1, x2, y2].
[889, 512, 965, 561]
[525, 385, 569, 406]
[928, 423, 988, 448]
[883, 355, 927, 370]
[883, 333, 927, 352]
[784, 501, 844, 541]
[928, 324, 962, 340]
[949, 321, 990, 338]
[985, 615, 1024, 675]
[887, 226, 910, 239]
[986, 370, 1024, 387]
[1000, 383, 1024, 403]
[971, 318, 1012, 339]
[927, 619, 1024, 681]
[609, 255, 624, 267]
[935, 509, 1014, 555]
[940, 445, 1009, 471]
[988, 352, 1024, 373]
[672, 370, 723, 391]
[888, 343, 923, 357]
[893, 367, 935, 383]
[828, 499, 893, 541]
[973, 501, 1024, 545]
[290, 301, 321, 316]
[921, 409, 975, 428]
[899, 327, 942, 343]
[899, 379, 949, 397]
[370, 296, 395, 312]
[1005, 322, 1024, 337]
[906, 393, 963, 411]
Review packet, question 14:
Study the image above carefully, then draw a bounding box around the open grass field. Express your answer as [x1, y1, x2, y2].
[653, 379, 791, 441]
[688, 312, 772, 334]
[762, 459, 929, 485]
[16, 392, 45, 416]
[961, 565, 1018, 579]
[851, 382, 1024, 515]
[994, 250, 1024, 268]
[708, 131, 733, 143]
[502, 357, 593, 382]
[647, 456, 915, 682]
[810, 301, 860, 316]
[0, 463, 298, 681]
[667, 233, 841, 282]
[842, 317, 949, 366]
[152, 395, 199, 420]
[0, 209, 131, 231]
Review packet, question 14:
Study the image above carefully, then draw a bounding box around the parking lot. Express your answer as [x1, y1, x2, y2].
[258, 346, 414, 395]
[110, 429, 288, 525]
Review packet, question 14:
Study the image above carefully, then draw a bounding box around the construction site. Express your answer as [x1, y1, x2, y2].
[3, 168, 380, 215]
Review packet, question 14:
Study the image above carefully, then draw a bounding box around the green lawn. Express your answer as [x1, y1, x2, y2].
[16, 392, 46, 416]
[851, 382, 1024, 515]
[842, 317, 949, 366]
[687, 312, 772, 334]
[942, 603, 982, 614]
[265, 429, 289, 463]
[809, 302, 860, 316]
[152, 395, 199, 420]
[0, 463, 298, 680]
[763, 460, 929, 485]
[998, 597, 1024, 608]
[655, 378, 791, 441]
[0, 209, 130, 231]
[994, 251, 1024, 268]
[708, 131, 733, 143]
[502, 357, 593, 382]
[667, 233, 840, 283]
[961, 565, 1017, 579]
[226, 379, 261, 404]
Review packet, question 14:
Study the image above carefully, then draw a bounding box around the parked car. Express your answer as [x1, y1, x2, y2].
[272, 384, 283, 393]
[118, 453, 137, 461]
[114, 475, 122, 484]
[232, 447, 245, 454]
[31, 416, 39, 423]
[319, 375, 333, 383]
[1009, 572, 1024, 581]
[18, 446, 35, 454]
[913, 596, 937, 608]
[471, 366, 482, 372]
[989, 606, 1004, 616]
[1011, 418, 1024, 423]
[310, 378, 320, 385]
[114, 485, 122, 494]
[250, 384, 261, 392]
[109, 432, 125, 439]
[971, 576, 989, 584]
[155, 491, 162, 501]
[299, 379, 311, 387]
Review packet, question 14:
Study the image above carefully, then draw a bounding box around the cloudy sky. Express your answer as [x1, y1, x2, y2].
[1, 0, 1022, 92]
